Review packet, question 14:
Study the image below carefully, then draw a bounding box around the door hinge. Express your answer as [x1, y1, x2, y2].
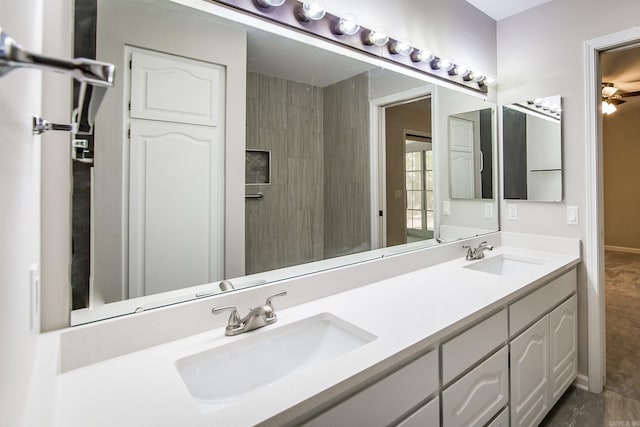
[128, 101, 131, 111]
[127, 128, 131, 139]
[379, 210, 383, 217]
[129, 59, 132, 69]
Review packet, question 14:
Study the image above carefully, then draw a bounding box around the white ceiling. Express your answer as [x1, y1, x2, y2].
[465, 0, 554, 20]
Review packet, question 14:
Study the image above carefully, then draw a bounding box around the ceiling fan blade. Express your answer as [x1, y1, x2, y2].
[620, 91, 640, 97]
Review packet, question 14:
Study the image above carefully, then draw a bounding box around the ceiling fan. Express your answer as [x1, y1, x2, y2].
[602, 82, 640, 114]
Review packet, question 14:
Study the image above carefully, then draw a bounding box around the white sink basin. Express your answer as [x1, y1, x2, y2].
[175, 313, 376, 408]
[464, 254, 543, 276]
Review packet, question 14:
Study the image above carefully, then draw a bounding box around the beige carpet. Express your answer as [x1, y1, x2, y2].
[605, 250, 640, 401]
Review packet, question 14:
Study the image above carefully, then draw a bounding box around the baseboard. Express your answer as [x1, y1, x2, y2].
[574, 373, 589, 391]
[605, 245, 640, 254]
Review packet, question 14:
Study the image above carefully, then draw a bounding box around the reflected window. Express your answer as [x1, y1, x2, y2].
[405, 135, 433, 242]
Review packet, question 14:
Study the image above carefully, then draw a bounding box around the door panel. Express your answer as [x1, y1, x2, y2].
[128, 120, 223, 297]
[130, 49, 222, 126]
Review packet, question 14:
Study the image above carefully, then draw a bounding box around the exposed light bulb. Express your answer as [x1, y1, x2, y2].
[602, 101, 617, 115]
[534, 98, 543, 107]
[483, 77, 497, 87]
[335, 14, 360, 35]
[471, 69, 485, 83]
[410, 49, 434, 63]
[456, 63, 471, 79]
[389, 38, 413, 56]
[256, 0, 286, 7]
[439, 58, 454, 72]
[365, 28, 389, 46]
[297, 0, 326, 21]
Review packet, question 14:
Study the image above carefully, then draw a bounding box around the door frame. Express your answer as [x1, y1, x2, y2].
[369, 87, 434, 249]
[584, 26, 640, 393]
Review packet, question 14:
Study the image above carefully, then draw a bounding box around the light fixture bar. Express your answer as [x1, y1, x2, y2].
[213, 0, 493, 94]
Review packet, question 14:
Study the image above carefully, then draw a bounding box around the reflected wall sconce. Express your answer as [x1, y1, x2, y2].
[410, 49, 434, 63]
[296, 0, 326, 22]
[214, 0, 495, 94]
[364, 28, 389, 46]
[388, 39, 413, 56]
[255, 0, 286, 8]
[333, 14, 360, 36]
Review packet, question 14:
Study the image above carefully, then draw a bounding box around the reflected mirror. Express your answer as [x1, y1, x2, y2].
[448, 108, 494, 200]
[503, 96, 562, 202]
[70, 0, 499, 325]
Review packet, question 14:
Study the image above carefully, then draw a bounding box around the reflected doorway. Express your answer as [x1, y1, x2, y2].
[383, 97, 432, 247]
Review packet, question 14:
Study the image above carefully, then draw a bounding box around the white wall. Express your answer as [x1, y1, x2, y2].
[0, 1, 43, 425]
[497, 0, 640, 377]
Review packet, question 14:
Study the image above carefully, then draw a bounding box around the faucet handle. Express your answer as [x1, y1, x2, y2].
[265, 290, 287, 310]
[212, 305, 242, 328]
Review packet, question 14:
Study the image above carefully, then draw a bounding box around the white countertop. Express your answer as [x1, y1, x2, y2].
[53, 244, 579, 427]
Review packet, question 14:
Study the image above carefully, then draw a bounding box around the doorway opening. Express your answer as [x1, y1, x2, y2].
[601, 42, 640, 400]
[584, 27, 640, 394]
[381, 97, 433, 248]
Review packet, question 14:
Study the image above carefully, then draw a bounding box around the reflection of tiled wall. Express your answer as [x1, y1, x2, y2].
[245, 72, 324, 274]
[323, 73, 371, 258]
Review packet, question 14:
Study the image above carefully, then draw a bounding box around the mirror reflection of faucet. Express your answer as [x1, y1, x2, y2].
[212, 291, 287, 336]
[463, 241, 494, 261]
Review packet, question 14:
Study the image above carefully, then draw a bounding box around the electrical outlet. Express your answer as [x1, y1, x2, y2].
[507, 203, 518, 220]
[484, 203, 493, 218]
[443, 200, 451, 216]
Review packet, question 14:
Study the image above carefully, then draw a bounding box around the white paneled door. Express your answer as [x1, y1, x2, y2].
[127, 47, 225, 298]
[449, 116, 475, 199]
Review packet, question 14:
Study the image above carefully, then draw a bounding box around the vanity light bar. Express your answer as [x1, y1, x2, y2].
[216, 0, 495, 93]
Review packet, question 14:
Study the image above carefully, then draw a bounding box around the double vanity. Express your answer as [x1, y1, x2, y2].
[49, 232, 580, 427]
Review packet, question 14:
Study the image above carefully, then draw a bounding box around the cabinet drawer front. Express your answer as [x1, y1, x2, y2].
[487, 407, 509, 427]
[509, 268, 576, 337]
[550, 294, 578, 404]
[510, 316, 550, 427]
[442, 309, 508, 384]
[442, 346, 508, 427]
[304, 350, 438, 427]
[397, 397, 439, 427]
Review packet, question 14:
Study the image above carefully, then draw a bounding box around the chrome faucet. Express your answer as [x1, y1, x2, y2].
[212, 291, 287, 336]
[463, 241, 494, 260]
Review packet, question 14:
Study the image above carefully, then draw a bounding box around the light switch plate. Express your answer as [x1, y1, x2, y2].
[507, 203, 518, 220]
[484, 203, 493, 218]
[567, 206, 579, 225]
[443, 200, 451, 216]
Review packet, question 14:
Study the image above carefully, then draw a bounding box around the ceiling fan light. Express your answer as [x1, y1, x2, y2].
[602, 83, 619, 97]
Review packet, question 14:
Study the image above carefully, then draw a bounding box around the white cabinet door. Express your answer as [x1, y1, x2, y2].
[128, 120, 224, 297]
[549, 295, 578, 404]
[442, 346, 509, 427]
[449, 116, 475, 199]
[510, 315, 550, 427]
[130, 49, 223, 127]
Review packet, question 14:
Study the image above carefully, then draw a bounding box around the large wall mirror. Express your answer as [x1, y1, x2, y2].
[502, 95, 562, 202]
[69, 0, 499, 325]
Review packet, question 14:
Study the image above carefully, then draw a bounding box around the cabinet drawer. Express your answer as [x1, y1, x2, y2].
[442, 309, 507, 384]
[487, 407, 509, 427]
[397, 396, 439, 427]
[509, 268, 576, 337]
[442, 346, 508, 427]
[304, 350, 438, 426]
